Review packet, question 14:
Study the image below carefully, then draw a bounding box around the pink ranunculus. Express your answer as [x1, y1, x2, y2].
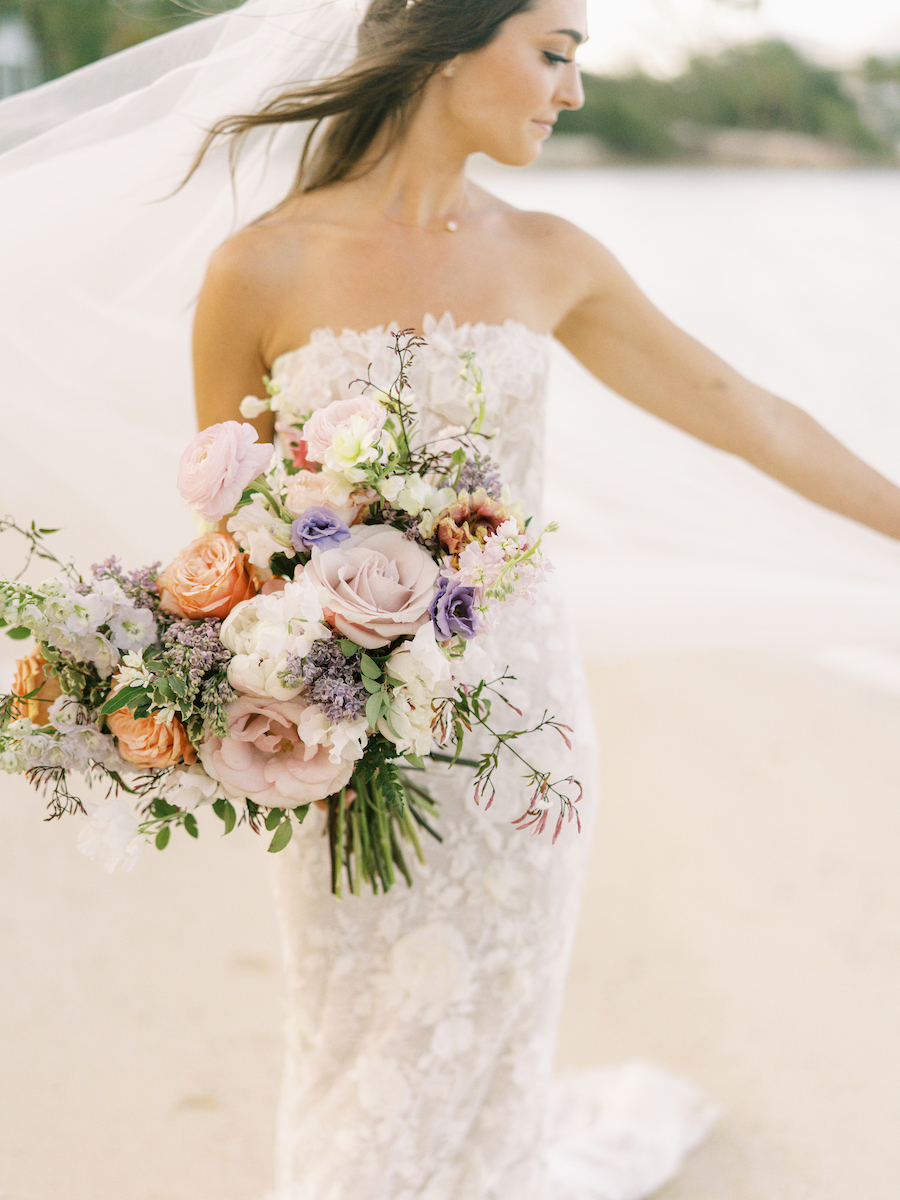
[304, 524, 439, 649]
[284, 469, 373, 526]
[199, 696, 354, 807]
[302, 396, 387, 466]
[177, 421, 273, 522]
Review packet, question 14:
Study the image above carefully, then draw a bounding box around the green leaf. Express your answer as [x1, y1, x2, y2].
[339, 640, 359, 657]
[361, 676, 382, 695]
[264, 807, 285, 831]
[5, 626, 31, 641]
[359, 654, 381, 680]
[167, 674, 187, 700]
[99, 685, 147, 716]
[213, 798, 237, 834]
[184, 813, 199, 839]
[404, 753, 425, 770]
[155, 827, 171, 850]
[268, 820, 293, 853]
[292, 805, 309, 824]
[365, 693, 385, 727]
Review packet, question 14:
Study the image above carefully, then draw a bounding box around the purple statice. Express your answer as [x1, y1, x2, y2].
[430, 576, 478, 640]
[290, 507, 351, 553]
[161, 618, 232, 705]
[454, 453, 502, 501]
[299, 640, 368, 723]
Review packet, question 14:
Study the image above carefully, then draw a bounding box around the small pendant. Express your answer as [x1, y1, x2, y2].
[445, 220, 458, 233]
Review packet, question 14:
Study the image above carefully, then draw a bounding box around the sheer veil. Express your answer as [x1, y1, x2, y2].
[1, 0, 900, 672]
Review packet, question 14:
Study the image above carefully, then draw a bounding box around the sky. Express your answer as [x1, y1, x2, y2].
[580, 0, 900, 73]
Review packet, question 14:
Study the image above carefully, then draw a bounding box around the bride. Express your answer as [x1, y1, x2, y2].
[184, 0, 900, 1197]
[3, 0, 900, 1197]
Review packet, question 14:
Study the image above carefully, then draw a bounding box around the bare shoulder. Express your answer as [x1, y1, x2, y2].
[480, 196, 630, 326]
[201, 216, 300, 308]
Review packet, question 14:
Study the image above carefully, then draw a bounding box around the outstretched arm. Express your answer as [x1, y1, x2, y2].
[553, 236, 900, 542]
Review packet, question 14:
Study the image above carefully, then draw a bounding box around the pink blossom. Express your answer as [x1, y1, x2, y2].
[199, 696, 355, 807]
[177, 421, 273, 522]
[302, 396, 387, 465]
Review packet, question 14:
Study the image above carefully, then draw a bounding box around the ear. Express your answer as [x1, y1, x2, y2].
[440, 57, 460, 78]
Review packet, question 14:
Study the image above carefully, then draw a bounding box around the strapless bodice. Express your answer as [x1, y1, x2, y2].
[269, 312, 552, 520]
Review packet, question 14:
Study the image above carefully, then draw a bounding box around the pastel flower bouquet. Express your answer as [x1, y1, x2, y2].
[1, 333, 580, 894]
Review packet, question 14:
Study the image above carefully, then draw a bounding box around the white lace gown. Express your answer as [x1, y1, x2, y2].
[266, 314, 716, 1200]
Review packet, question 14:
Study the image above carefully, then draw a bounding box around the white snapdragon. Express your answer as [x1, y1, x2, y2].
[239, 393, 270, 419]
[166, 764, 223, 811]
[227, 495, 295, 570]
[47, 693, 81, 730]
[107, 604, 156, 653]
[77, 797, 148, 874]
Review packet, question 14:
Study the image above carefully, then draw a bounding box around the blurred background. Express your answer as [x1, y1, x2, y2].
[0, 0, 898, 164]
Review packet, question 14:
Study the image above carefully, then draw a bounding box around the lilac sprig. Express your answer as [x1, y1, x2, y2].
[91, 555, 160, 610]
[297, 640, 368, 723]
[453, 453, 502, 501]
[160, 619, 232, 706]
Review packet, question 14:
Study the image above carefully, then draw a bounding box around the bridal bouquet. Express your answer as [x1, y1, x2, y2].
[1, 333, 580, 894]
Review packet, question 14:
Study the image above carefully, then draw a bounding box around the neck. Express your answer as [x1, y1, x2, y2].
[354, 99, 473, 231]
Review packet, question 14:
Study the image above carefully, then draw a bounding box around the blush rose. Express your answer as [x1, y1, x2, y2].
[303, 524, 439, 649]
[199, 696, 355, 806]
[157, 532, 257, 620]
[177, 420, 273, 522]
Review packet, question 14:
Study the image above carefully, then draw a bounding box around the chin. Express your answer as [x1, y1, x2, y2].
[481, 137, 543, 168]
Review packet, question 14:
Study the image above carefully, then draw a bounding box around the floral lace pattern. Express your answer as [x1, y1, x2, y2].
[268, 316, 713, 1200]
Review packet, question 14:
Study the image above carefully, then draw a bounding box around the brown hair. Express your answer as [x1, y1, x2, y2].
[190, 0, 535, 194]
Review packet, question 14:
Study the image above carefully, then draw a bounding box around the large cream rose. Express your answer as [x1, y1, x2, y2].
[303, 525, 439, 649]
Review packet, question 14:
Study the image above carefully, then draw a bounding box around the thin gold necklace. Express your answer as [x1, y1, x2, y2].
[368, 188, 467, 234]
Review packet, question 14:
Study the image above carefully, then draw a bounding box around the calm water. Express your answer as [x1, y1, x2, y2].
[474, 165, 900, 479]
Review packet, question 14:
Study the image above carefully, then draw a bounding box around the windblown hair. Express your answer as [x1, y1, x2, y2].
[189, 0, 534, 193]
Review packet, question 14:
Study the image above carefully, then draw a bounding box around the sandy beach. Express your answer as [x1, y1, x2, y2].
[3, 651, 900, 1199]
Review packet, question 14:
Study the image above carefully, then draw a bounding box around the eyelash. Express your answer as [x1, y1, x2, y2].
[543, 52, 572, 65]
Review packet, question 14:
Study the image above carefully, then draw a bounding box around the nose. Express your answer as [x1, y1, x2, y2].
[555, 62, 584, 112]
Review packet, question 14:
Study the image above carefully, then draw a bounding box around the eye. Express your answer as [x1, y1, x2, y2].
[543, 52, 572, 65]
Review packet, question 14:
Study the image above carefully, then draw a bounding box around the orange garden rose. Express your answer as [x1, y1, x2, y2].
[12, 649, 62, 724]
[107, 706, 196, 769]
[435, 489, 514, 563]
[157, 532, 257, 619]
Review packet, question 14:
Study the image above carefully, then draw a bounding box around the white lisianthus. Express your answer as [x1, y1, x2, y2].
[324, 415, 385, 479]
[448, 639, 496, 687]
[77, 797, 147, 874]
[227, 495, 296, 570]
[377, 475, 405, 503]
[377, 645, 447, 757]
[239, 393, 270, 418]
[293, 705, 368, 767]
[166, 764, 223, 811]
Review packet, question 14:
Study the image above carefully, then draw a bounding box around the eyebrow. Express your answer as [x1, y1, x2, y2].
[551, 28, 587, 44]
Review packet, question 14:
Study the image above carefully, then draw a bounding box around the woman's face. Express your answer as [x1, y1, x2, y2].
[438, 0, 588, 166]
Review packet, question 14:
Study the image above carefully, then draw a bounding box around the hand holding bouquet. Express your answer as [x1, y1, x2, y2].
[1, 333, 580, 893]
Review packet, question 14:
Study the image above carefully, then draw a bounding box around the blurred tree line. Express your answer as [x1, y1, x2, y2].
[0, 4, 896, 161]
[559, 40, 897, 160]
[0, 0, 239, 80]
